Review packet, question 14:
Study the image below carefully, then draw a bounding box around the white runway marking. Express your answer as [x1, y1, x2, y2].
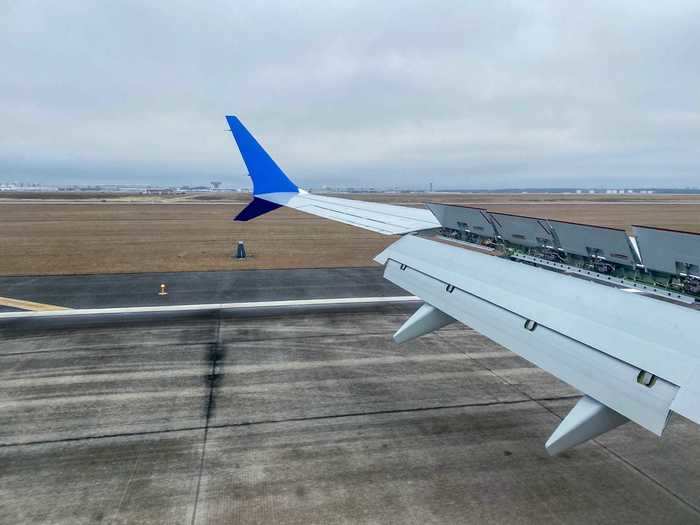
[0, 296, 420, 320]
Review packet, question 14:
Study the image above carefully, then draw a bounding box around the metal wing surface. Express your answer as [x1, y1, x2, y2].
[375, 235, 700, 454]
[256, 191, 439, 235]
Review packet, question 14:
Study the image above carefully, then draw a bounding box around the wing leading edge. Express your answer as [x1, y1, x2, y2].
[226, 116, 440, 235]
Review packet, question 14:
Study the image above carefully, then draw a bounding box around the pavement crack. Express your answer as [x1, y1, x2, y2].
[205, 395, 581, 430]
[0, 395, 580, 448]
[0, 426, 206, 447]
[591, 434, 700, 516]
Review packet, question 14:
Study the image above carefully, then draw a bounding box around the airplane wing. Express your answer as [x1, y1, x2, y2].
[229, 115, 700, 455]
[375, 235, 699, 455]
[227, 116, 439, 235]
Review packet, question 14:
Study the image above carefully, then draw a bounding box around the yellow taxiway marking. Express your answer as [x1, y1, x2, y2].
[0, 297, 69, 312]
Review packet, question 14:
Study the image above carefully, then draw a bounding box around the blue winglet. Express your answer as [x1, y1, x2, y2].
[226, 116, 299, 196]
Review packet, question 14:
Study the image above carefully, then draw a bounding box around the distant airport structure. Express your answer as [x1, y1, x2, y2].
[1, 179, 699, 195]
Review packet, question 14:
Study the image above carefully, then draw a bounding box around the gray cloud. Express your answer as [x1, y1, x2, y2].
[2, 0, 699, 188]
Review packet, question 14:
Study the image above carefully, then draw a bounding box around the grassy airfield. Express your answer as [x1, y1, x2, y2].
[0, 192, 698, 276]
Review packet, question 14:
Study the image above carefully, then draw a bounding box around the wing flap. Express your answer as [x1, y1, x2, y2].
[383, 259, 677, 434]
[376, 236, 698, 385]
[376, 235, 700, 432]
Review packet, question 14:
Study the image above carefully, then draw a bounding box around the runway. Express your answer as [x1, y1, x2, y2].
[2, 297, 700, 523]
[0, 267, 402, 310]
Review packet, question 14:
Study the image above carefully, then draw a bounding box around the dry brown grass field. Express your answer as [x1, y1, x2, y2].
[0, 193, 698, 276]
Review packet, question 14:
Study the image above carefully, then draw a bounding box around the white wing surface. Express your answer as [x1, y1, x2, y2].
[258, 191, 439, 235]
[375, 235, 700, 453]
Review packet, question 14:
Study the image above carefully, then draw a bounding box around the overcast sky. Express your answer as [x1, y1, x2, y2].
[2, 1, 699, 189]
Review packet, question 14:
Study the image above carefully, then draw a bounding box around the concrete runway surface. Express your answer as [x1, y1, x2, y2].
[2, 300, 700, 524]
